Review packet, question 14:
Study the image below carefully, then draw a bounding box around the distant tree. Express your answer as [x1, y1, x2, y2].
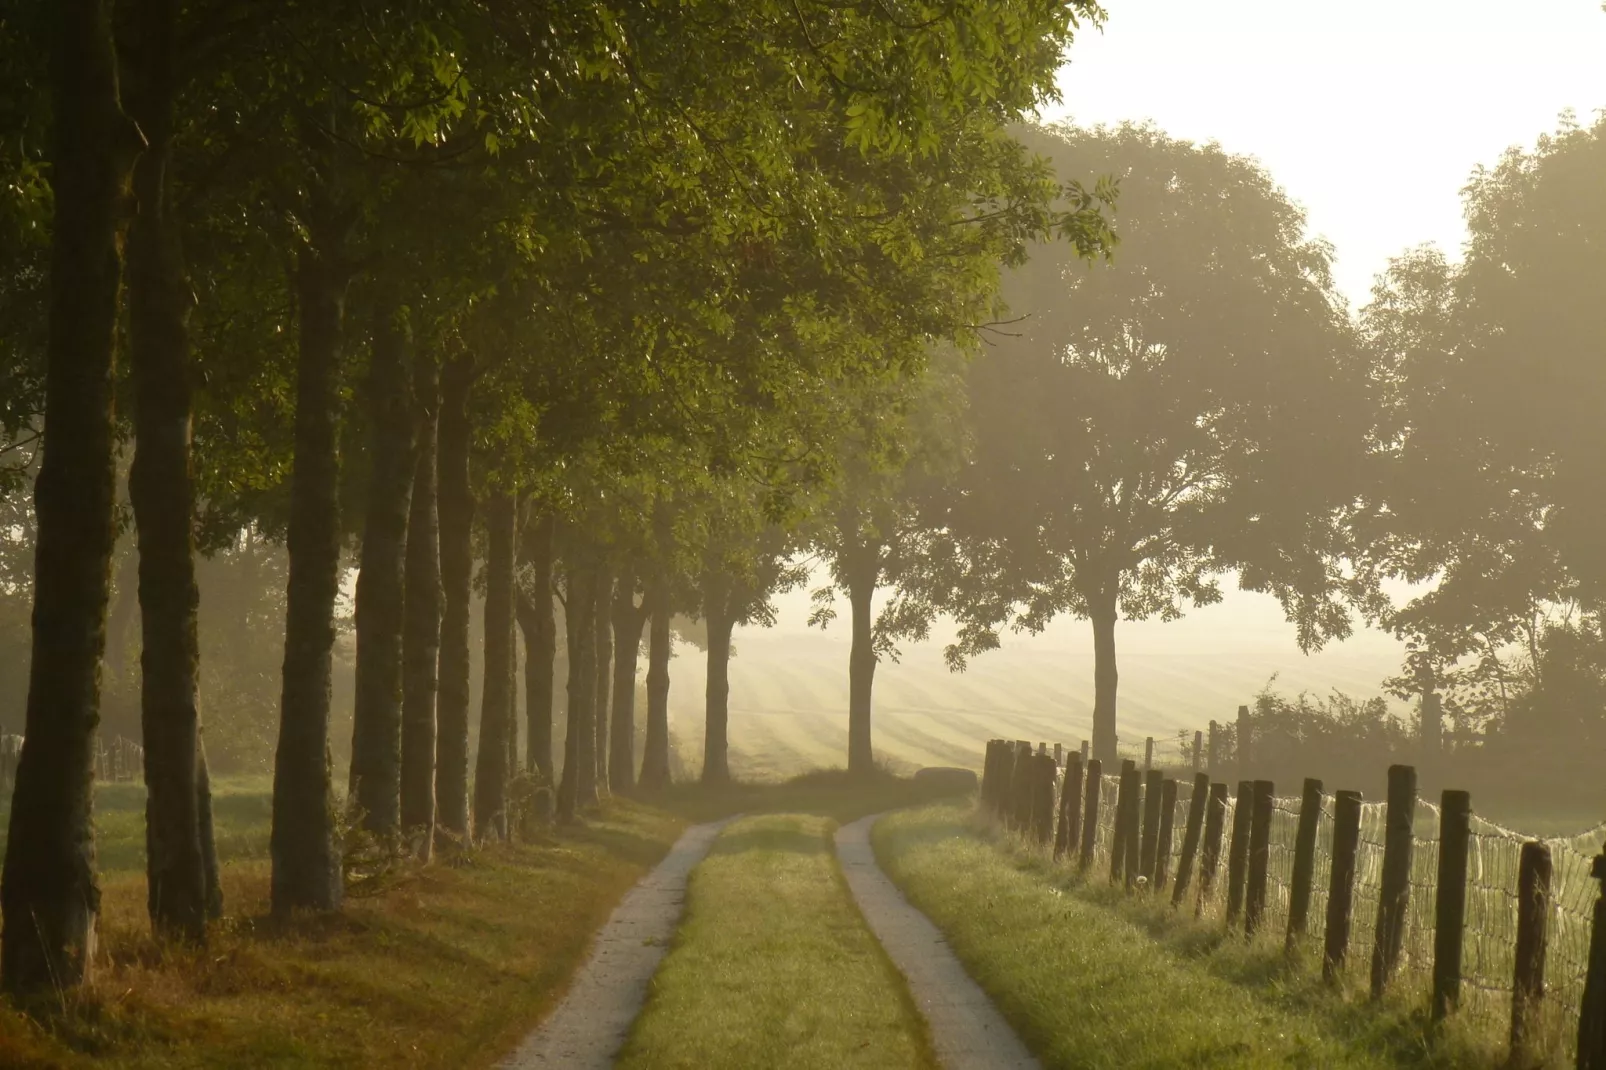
[937, 123, 1369, 763]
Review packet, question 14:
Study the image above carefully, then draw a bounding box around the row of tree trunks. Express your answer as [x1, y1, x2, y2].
[0, 0, 138, 991]
[399, 353, 442, 854]
[517, 513, 557, 780]
[473, 492, 516, 839]
[123, 0, 219, 941]
[434, 354, 475, 840]
[349, 297, 416, 840]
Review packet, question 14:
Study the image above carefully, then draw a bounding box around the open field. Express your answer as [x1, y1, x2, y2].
[872, 800, 1507, 1070]
[616, 813, 934, 1070]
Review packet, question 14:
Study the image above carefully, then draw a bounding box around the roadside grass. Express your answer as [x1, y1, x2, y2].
[649, 765, 969, 824]
[616, 813, 936, 1070]
[0, 783, 684, 1070]
[873, 800, 1512, 1070]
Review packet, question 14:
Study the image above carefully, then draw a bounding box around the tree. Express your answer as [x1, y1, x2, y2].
[938, 123, 1367, 763]
[1, 0, 138, 991]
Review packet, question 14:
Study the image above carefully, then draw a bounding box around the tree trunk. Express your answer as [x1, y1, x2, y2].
[556, 563, 597, 820]
[506, 601, 519, 788]
[122, 0, 212, 942]
[269, 142, 351, 916]
[638, 569, 672, 791]
[1090, 582, 1119, 764]
[473, 490, 515, 841]
[592, 566, 613, 793]
[609, 563, 646, 793]
[349, 298, 415, 841]
[845, 543, 880, 779]
[434, 353, 475, 840]
[515, 512, 556, 780]
[702, 570, 733, 786]
[399, 354, 440, 852]
[1, 0, 137, 992]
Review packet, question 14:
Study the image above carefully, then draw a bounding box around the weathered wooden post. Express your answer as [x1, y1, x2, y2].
[1431, 789, 1472, 1021]
[1207, 720, 1220, 776]
[1011, 740, 1034, 831]
[1144, 736, 1154, 772]
[1172, 772, 1210, 908]
[1125, 766, 1143, 889]
[1245, 779, 1275, 937]
[1509, 841, 1551, 1063]
[1225, 781, 1253, 928]
[1056, 753, 1084, 862]
[1286, 777, 1324, 951]
[1370, 764, 1418, 1000]
[1111, 760, 1135, 883]
[1197, 782, 1229, 915]
[1139, 768, 1164, 882]
[1078, 758, 1102, 871]
[1054, 743, 1063, 764]
[1236, 704, 1251, 777]
[1192, 730, 1203, 772]
[1080, 739, 1090, 765]
[1032, 753, 1057, 846]
[1155, 778, 1178, 892]
[1575, 842, 1606, 1069]
[981, 741, 997, 811]
[1323, 789, 1363, 984]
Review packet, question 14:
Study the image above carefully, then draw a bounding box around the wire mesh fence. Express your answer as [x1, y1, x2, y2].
[980, 738, 1606, 1064]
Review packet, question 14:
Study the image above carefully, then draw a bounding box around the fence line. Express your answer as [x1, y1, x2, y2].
[980, 738, 1606, 1066]
[0, 733, 144, 797]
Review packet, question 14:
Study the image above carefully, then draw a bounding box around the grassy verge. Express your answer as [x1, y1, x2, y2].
[873, 800, 1508, 1070]
[649, 766, 969, 824]
[616, 813, 935, 1070]
[0, 781, 684, 1070]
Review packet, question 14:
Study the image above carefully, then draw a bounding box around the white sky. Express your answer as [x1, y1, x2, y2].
[1038, 0, 1606, 305]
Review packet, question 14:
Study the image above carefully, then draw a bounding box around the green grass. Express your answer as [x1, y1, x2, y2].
[616, 813, 936, 1070]
[649, 766, 970, 824]
[872, 800, 1510, 1070]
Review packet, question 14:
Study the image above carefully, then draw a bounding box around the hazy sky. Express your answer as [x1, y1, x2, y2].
[1039, 0, 1606, 304]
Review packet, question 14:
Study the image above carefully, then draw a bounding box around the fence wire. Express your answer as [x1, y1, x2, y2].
[1034, 760, 1604, 1058]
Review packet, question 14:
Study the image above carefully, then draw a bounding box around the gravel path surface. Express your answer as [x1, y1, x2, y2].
[836, 814, 1041, 1070]
[499, 816, 737, 1069]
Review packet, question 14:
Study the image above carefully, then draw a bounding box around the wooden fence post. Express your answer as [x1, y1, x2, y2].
[1245, 779, 1275, 937]
[1207, 720, 1219, 776]
[1286, 777, 1324, 951]
[1155, 778, 1178, 892]
[1144, 736, 1154, 772]
[1080, 739, 1090, 765]
[1110, 760, 1135, 883]
[1078, 758, 1102, 872]
[981, 741, 997, 811]
[1432, 789, 1472, 1021]
[1011, 741, 1034, 831]
[1574, 842, 1606, 1068]
[1033, 753, 1057, 846]
[1139, 768, 1163, 882]
[1323, 789, 1363, 984]
[1225, 781, 1253, 928]
[1370, 764, 1418, 1000]
[1510, 841, 1551, 1063]
[1236, 705, 1251, 777]
[1056, 753, 1084, 862]
[1193, 730, 1203, 772]
[1197, 782, 1229, 915]
[1172, 772, 1210, 908]
[1054, 743, 1062, 764]
[1125, 766, 1143, 889]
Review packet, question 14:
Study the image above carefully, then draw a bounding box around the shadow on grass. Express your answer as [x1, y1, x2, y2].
[644, 766, 968, 825]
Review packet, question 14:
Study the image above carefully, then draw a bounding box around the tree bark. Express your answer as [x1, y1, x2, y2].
[349, 298, 415, 841]
[434, 353, 475, 841]
[1, 0, 137, 991]
[609, 563, 646, 793]
[702, 570, 734, 786]
[638, 568, 672, 791]
[122, 0, 213, 942]
[515, 512, 556, 780]
[556, 562, 597, 820]
[592, 566, 613, 795]
[844, 542, 880, 779]
[399, 354, 440, 852]
[269, 135, 352, 916]
[506, 598, 519, 789]
[1090, 581, 1119, 764]
[473, 490, 515, 841]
